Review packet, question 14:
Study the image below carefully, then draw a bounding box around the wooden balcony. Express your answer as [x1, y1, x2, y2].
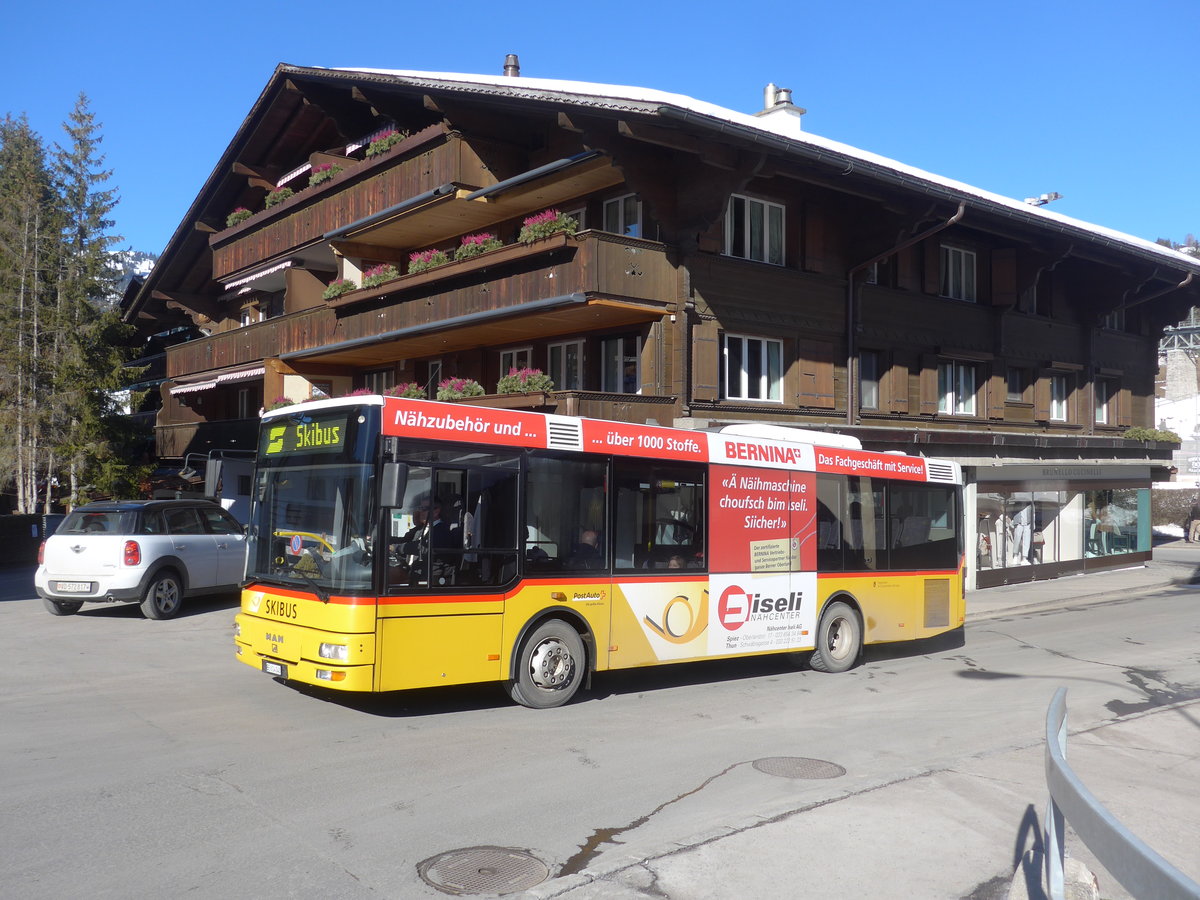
[167, 231, 678, 377]
[156, 418, 259, 460]
[210, 126, 496, 281]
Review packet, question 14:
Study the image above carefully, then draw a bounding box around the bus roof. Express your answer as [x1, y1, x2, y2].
[262, 395, 962, 485]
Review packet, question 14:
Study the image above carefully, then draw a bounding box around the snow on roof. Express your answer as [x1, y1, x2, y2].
[327, 66, 1198, 272]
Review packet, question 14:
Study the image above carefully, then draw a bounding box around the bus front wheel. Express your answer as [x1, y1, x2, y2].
[509, 620, 585, 709]
[809, 601, 861, 673]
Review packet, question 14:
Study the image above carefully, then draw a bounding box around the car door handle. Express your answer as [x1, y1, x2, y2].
[217, 542, 228, 549]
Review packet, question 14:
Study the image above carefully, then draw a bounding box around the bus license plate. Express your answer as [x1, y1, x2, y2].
[262, 660, 287, 678]
[55, 582, 92, 593]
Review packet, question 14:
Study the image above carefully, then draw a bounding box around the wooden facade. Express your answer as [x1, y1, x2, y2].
[125, 64, 1200, 475]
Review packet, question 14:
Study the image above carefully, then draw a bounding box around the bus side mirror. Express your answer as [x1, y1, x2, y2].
[381, 463, 408, 508]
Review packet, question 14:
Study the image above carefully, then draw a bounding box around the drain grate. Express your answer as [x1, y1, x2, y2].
[417, 846, 549, 896]
[752, 756, 846, 779]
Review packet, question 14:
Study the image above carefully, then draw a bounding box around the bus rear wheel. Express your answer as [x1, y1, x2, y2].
[509, 620, 585, 709]
[809, 601, 861, 673]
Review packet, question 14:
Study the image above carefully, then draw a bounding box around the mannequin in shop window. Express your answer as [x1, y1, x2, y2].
[1010, 501, 1033, 565]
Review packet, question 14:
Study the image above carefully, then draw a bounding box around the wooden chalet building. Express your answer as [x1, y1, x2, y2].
[122, 58, 1200, 589]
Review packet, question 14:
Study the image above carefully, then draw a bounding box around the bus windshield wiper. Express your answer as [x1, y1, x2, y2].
[288, 551, 331, 604]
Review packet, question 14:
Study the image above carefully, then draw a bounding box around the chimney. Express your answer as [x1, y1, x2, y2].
[755, 83, 806, 138]
[503, 54, 520, 77]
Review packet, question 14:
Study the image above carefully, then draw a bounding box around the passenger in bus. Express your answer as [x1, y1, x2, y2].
[667, 555, 686, 569]
[568, 529, 603, 568]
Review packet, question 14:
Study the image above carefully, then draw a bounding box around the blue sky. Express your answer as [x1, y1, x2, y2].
[5, 0, 1196, 255]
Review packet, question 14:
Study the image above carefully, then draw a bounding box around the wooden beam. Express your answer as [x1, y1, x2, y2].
[558, 112, 583, 133]
[232, 161, 281, 191]
[193, 219, 219, 235]
[155, 291, 224, 327]
[328, 240, 407, 262]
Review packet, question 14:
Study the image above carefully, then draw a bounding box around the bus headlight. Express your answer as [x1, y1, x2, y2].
[319, 643, 348, 661]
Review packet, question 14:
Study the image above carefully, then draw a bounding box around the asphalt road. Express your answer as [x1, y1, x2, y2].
[1, 575, 1197, 899]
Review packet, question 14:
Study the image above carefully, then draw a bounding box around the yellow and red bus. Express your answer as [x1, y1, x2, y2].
[234, 396, 963, 708]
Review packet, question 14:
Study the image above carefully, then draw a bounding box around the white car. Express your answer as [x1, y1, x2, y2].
[35, 500, 247, 619]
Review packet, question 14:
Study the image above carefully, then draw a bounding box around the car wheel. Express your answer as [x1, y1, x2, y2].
[141, 570, 183, 620]
[43, 597, 83, 616]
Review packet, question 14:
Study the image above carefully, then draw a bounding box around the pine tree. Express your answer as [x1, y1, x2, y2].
[51, 93, 147, 507]
[0, 115, 59, 514]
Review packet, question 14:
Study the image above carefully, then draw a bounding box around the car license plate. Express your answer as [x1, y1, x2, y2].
[55, 582, 92, 593]
[262, 660, 287, 678]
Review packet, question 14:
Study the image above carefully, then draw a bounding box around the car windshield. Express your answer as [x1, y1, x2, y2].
[246, 462, 375, 594]
[59, 510, 137, 535]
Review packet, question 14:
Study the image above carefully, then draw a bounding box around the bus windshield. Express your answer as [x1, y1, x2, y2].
[246, 406, 378, 594]
[247, 462, 375, 594]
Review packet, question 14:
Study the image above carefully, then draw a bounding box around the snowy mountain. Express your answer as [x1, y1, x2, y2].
[109, 249, 157, 305]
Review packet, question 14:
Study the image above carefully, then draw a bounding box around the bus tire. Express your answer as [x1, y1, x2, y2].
[44, 597, 83, 616]
[509, 619, 585, 709]
[809, 601, 861, 673]
[141, 570, 183, 620]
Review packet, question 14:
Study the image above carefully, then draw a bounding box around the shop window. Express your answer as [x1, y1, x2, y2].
[1085, 489, 1141, 557]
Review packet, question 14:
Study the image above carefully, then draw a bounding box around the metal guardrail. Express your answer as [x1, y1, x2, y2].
[1044, 687, 1200, 899]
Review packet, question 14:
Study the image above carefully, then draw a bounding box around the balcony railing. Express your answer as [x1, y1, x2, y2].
[210, 127, 494, 280]
[167, 231, 677, 379]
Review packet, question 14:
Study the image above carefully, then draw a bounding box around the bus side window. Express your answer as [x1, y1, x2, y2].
[525, 454, 608, 575]
[816, 475, 843, 572]
[612, 459, 705, 573]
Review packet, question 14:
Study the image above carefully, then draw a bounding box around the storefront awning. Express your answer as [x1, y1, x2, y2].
[169, 365, 265, 396]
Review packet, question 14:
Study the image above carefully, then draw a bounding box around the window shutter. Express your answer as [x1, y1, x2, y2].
[924, 241, 941, 295]
[886, 353, 910, 413]
[1116, 384, 1132, 427]
[691, 320, 720, 402]
[987, 362, 1006, 419]
[918, 355, 939, 415]
[797, 338, 835, 408]
[1034, 371, 1051, 421]
[991, 249, 1017, 307]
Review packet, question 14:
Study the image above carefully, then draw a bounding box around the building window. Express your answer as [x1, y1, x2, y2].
[601, 336, 640, 394]
[548, 340, 583, 390]
[240, 305, 261, 328]
[499, 347, 532, 377]
[860, 350, 881, 410]
[937, 360, 976, 415]
[725, 195, 784, 265]
[1006, 367, 1028, 403]
[1102, 308, 1126, 331]
[603, 194, 641, 238]
[940, 245, 977, 302]
[237, 387, 252, 419]
[1094, 378, 1113, 425]
[721, 333, 782, 401]
[563, 207, 586, 230]
[364, 368, 395, 394]
[1050, 374, 1069, 422]
[424, 360, 442, 399]
[311, 380, 332, 399]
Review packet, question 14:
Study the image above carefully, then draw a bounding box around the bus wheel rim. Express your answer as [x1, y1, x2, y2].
[529, 638, 573, 689]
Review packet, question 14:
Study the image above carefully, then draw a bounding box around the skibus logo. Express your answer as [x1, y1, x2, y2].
[718, 584, 804, 631]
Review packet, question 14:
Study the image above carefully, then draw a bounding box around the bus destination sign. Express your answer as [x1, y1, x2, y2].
[261, 413, 351, 457]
